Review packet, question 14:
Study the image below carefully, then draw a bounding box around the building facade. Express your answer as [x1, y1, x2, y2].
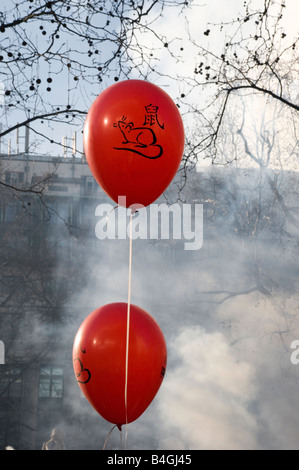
[0, 153, 111, 449]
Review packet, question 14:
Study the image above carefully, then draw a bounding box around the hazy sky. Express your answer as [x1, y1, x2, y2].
[2, 0, 298, 160]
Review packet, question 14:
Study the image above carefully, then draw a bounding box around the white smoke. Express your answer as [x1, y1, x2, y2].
[155, 326, 258, 450]
[32, 166, 299, 451]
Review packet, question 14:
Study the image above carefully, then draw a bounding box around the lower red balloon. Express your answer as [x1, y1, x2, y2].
[73, 303, 167, 427]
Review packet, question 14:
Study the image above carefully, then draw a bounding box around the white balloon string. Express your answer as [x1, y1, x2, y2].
[102, 424, 117, 450]
[103, 204, 119, 234]
[120, 427, 123, 449]
[124, 211, 133, 448]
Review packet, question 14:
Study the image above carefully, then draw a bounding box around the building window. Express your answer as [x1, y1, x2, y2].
[3, 202, 19, 222]
[39, 367, 64, 398]
[85, 176, 94, 191]
[5, 172, 24, 187]
[0, 367, 22, 398]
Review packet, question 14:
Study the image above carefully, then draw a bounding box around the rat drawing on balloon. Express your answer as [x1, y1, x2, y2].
[73, 80, 185, 448]
[113, 114, 163, 160]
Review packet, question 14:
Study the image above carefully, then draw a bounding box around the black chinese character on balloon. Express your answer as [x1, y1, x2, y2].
[143, 104, 165, 129]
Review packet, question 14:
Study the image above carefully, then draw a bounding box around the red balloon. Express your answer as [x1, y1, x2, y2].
[73, 303, 167, 427]
[83, 80, 185, 209]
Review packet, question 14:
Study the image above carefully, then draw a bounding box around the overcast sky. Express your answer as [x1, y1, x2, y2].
[2, 0, 298, 161]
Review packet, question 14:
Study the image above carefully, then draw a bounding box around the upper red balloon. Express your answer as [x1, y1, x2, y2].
[83, 80, 185, 208]
[73, 303, 167, 428]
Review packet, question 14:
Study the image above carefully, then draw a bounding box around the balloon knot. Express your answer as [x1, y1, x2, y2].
[117, 424, 122, 432]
